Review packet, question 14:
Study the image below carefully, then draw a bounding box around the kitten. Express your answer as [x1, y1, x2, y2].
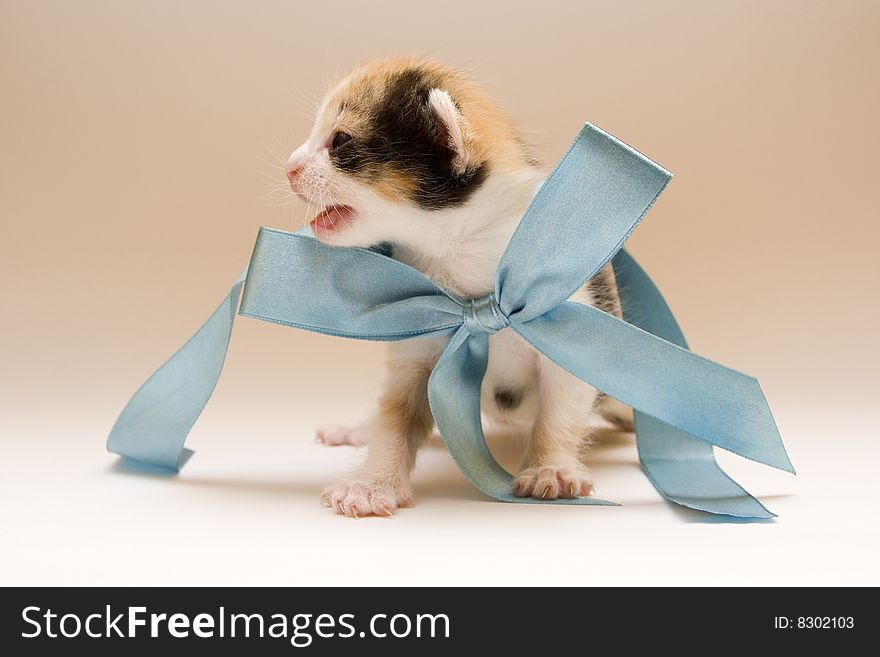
[285, 57, 631, 517]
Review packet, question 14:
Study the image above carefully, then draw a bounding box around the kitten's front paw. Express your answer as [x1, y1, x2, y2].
[315, 423, 370, 447]
[512, 465, 594, 500]
[321, 479, 413, 518]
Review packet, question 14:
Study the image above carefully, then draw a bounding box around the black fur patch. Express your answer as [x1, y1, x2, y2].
[368, 241, 394, 258]
[330, 67, 487, 210]
[494, 387, 521, 411]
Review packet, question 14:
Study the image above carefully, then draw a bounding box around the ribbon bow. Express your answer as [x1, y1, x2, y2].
[108, 124, 794, 519]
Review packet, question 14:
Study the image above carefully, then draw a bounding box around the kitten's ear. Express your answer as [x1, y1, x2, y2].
[427, 88, 473, 176]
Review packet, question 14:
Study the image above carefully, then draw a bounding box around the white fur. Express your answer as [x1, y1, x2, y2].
[427, 88, 472, 175]
[290, 89, 613, 517]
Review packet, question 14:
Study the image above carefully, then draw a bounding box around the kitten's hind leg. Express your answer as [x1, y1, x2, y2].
[595, 395, 634, 433]
[315, 422, 371, 447]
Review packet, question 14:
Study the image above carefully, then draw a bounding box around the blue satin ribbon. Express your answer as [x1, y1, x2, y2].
[108, 123, 793, 518]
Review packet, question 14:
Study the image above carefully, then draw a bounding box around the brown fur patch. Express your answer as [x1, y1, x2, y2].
[588, 264, 623, 318]
[376, 360, 434, 468]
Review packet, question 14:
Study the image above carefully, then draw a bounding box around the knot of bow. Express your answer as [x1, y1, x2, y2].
[462, 294, 510, 336]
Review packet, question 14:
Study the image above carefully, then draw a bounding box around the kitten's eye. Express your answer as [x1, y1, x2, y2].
[330, 131, 352, 151]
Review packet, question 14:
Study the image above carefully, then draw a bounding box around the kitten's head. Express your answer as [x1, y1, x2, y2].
[286, 57, 533, 247]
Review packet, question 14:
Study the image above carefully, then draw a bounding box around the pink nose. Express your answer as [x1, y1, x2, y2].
[286, 163, 303, 181]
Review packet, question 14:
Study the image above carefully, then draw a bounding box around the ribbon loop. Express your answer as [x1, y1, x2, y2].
[461, 294, 510, 335]
[239, 228, 463, 341]
[496, 124, 671, 324]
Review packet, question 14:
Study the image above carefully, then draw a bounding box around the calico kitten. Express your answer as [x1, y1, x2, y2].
[286, 58, 630, 517]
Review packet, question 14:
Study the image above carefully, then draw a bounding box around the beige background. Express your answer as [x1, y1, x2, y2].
[1, 1, 878, 585]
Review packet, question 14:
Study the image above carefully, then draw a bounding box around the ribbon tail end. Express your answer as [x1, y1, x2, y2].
[672, 495, 777, 520]
[740, 439, 796, 476]
[108, 447, 193, 477]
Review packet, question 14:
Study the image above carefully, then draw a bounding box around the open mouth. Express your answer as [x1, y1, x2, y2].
[310, 204, 356, 234]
